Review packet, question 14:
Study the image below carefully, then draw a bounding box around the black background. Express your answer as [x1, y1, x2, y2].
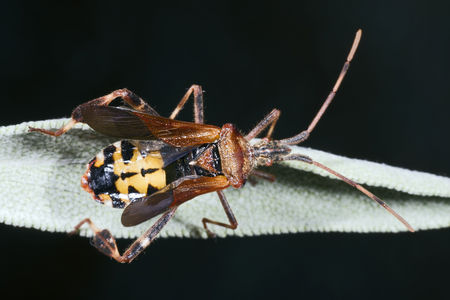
[1, 1, 449, 299]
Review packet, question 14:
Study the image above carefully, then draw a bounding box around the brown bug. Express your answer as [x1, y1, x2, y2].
[29, 29, 414, 263]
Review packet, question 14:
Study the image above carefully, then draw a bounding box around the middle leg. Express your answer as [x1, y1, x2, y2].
[202, 190, 238, 238]
[169, 84, 204, 124]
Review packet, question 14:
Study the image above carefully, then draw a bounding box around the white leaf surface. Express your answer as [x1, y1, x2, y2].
[0, 119, 449, 238]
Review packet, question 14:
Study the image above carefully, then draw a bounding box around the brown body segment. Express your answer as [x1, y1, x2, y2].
[217, 124, 254, 188]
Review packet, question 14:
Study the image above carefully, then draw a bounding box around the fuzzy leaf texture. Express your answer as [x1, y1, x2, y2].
[1, 119, 449, 238]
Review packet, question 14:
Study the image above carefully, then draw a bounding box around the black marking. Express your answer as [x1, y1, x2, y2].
[165, 163, 178, 185]
[128, 242, 144, 258]
[89, 162, 119, 196]
[174, 156, 193, 178]
[127, 91, 143, 106]
[121, 172, 138, 180]
[147, 184, 158, 195]
[141, 168, 159, 176]
[90, 229, 116, 257]
[128, 185, 144, 202]
[103, 145, 116, 164]
[159, 144, 195, 167]
[88, 157, 126, 208]
[110, 193, 126, 208]
[128, 186, 139, 194]
[121, 140, 135, 163]
[210, 145, 222, 172]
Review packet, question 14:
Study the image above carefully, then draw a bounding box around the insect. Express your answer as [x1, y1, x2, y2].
[29, 29, 414, 263]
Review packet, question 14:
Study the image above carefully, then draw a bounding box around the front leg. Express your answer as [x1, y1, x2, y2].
[244, 108, 281, 141]
[29, 88, 158, 137]
[71, 207, 177, 263]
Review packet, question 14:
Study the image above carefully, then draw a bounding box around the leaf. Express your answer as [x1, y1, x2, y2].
[1, 119, 449, 238]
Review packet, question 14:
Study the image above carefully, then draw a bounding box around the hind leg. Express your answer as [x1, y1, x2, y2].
[71, 207, 177, 263]
[29, 88, 158, 136]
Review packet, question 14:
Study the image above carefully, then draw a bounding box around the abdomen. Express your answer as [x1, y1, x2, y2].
[81, 140, 167, 208]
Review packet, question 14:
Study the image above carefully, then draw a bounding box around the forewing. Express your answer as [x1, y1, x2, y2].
[132, 111, 221, 147]
[121, 187, 176, 227]
[121, 175, 230, 227]
[79, 106, 156, 139]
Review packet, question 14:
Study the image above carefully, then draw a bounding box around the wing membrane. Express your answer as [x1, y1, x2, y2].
[121, 175, 230, 226]
[80, 106, 155, 139]
[132, 111, 221, 147]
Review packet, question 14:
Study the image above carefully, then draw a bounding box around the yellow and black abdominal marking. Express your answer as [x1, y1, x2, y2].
[82, 140, 166, 208]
